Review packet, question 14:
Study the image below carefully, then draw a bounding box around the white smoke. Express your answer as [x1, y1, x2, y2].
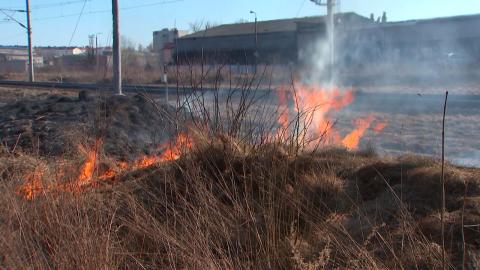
[298, 36, 332, 85]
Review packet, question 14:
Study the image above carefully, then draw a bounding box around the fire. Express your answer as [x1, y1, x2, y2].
[296, 84, 354, 137]
[275, 88, 290, 139]
[291, 83, 355, 144]
[17, 132, 193, 200]
[342, 115, 376, 150]
[75, 139, 102, 187]
[134, 156, 159, 168]
[373, 122, 387, 133]
[276, 82, 387, 150]
[158, 133, 193, 161]
[17, 169, 44, 200]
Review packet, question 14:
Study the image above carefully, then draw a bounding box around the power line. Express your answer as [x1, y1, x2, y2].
[31, 0, 93, 10]
[0, 0, 92, 11]
[121, 0, 184, 11]
[67, 0, 88, 46]
[296, 0, 307, 17]
[30, 0, 184, 21]
[0, 8, 26, 13]
[0, 9, 27, 29]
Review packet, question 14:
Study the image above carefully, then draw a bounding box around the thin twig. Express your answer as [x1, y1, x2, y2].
[461, 178, 467, 270]
[441, 90, 448, 270]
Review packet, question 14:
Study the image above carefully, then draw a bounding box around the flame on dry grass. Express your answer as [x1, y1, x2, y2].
[373, 122, 387, 133]
[16, 169, 44, 200]
[342, 115, 375, 150]
[275, 83, 387, 150]
[17, 132, 193, 200]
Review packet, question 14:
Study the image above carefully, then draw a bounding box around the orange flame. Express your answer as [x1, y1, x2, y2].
[75, 139, 102, 187]
[276, 82, 387, 149]
[293, 83, 354, 143]
[17, 132, 193, 200]
[158, 133, 194, 161]
[17, 169, 44, 200]
[275, 89, 290, 139]
[373, 121, 387, 133]
[341, 115, 376, 150]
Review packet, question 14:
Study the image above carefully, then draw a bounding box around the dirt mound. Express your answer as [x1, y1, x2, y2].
[0, 91, 182, 159]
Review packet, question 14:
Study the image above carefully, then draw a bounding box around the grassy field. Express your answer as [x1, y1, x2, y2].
[0, 75, 479, 269]
[1, 128, 479, 269]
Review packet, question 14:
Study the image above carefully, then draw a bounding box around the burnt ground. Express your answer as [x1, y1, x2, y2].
[0, 86, 479, 269]
[1, 86, 479, 167]
[0, 87, 182, 160]
[336, 92, 480, 167]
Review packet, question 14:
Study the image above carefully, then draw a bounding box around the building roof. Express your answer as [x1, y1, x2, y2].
[182, 12, 370, 39]
[348, 13, 480, 30]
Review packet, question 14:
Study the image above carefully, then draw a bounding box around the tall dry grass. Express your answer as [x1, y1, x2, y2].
[1, 65, 479, 269]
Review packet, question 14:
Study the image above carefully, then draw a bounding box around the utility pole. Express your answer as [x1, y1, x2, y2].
[25, 0, 34, 82]
[95, 34, 99, 73]
[250, 10, 258, 73]
[310, 0, 335, 84]
[95, 33, 102, 73]
[112, 0, 122, 95]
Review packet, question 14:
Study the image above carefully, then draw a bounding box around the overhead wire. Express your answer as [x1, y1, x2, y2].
[31, 0, 184, 21]
[0, 9, 27, 29]
[296, 0, 307, 17]
[67, 0, 88, 46]
[0, 8, 26, 13]
[0, 0, 92, 11]
[30, 0, 93, 10]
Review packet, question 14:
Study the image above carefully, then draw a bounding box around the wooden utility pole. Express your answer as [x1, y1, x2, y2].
[25, 0, 34, 82]
[112, 0, 122, 95]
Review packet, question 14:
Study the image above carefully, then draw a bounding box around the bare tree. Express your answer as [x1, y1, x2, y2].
[189, 19, 219, 33]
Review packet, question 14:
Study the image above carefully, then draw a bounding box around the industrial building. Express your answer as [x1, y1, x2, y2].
[337, 13, 480, 72]
[153, 28, 188, 65]
[174, 13, 371, 65]
[172, 12, 480, 73]
[36, 47, 87, 65]
[0, 46, 43, 73]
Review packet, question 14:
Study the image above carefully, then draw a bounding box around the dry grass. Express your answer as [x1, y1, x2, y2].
[1, 130, 479, 269]
[1, 66, 479, 269]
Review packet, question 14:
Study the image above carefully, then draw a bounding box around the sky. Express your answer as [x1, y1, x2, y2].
[1, 0, 480, 47]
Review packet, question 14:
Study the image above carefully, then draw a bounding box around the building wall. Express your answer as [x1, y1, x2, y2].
[337, 15, 480, 72]
[172, 13, 480, 77]
[153, 28, 188, 65]
[37, 47, 86, 63]
[0, 60, 28, 73]
[176, 31, 298, 64]
[153, 29, 187, 52]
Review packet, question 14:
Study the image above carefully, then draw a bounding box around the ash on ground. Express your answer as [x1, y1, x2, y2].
[0, 90, 184, 160]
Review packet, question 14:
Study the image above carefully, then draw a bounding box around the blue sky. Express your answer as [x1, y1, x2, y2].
[1, 0, 479, 47]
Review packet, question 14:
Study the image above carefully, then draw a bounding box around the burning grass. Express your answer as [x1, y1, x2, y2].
[1, 129, 480, 269]
[0, 69, 479, 268]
